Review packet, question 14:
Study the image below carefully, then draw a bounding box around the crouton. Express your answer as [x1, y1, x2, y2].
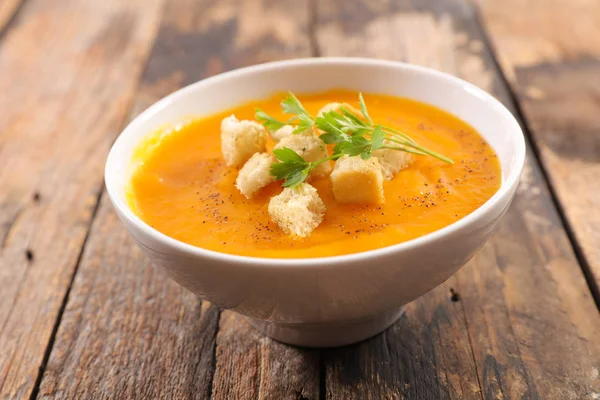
[270, 125, 316, 142]
[268, 183, 326, 238]
[221, 115, 267, 167]
[271, 125, 294, 142]
[317, 102, 363, 118]
[330, 155, 384, 204]
[235, 153, 276, 199]
[372, 143, 414, 180]
[274, 134, 332, 178]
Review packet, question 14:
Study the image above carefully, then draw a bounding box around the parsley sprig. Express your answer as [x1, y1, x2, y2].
[257, 92, 454, 187]
[256, 93, 315, 135]
[270, 147, 337, 187]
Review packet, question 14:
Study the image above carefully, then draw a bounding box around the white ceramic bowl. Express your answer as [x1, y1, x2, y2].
[105, 58, 525, 347]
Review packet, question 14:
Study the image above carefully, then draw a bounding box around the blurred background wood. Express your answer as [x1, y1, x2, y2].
[316, 1, 600, 398]
[0, 0, 25, 33]
[0, 0, 598, 399]
[476, 0, 600, 291]
[0, 0, 163, 398]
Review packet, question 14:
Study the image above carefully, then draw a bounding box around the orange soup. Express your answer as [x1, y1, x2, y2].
[128, 90, 501, 258]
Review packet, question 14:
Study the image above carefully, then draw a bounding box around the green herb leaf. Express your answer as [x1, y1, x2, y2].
[273, 147, 307, 164]
[270, 162, 303, 180]
[333, 136, 371, 158]
[281, 92, 315, 134]
[263, 92, 453, 189]
[281, 92, 310, 117]
[270, 147, 313, 187]
[319, 110, 369, 137]
[282, 168, 310, 187]
[293, 120, 313, 135]
[319, 132, 340, 144]
[371, 125, 385, 150]
[358, 93, 373, 124]
[318, 118, 352, 143]
[347, 136, 371, 156]
[255, 108, 287, 132]
[341, 107, 368, 128]
[332, 141, 350, 157]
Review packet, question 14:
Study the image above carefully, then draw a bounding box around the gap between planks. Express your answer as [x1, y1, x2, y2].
[0, 0, 168, 395]
[307, 2, 328, 399]
[23, 3, 169, 397]
[28, 188, 104, 400]
[314, 0, 600, 398]
[467, 0, 600, 311]
[26, 0, 600, 399]
[26, 43, 173, 394]
[0, 0, 28, 39]
[308, 0, 322, 57]
[29, 2, 520, 399]
[31, 0, 318, 396]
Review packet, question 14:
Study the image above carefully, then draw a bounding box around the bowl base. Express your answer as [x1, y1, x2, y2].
[245, 306, 406, 348]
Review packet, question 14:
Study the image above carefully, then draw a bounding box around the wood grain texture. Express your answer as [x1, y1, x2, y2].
[0, 0, 24, 33]
[212, 312, 319, 400]
[315, 0, 600, 398]
[324, 292, 481, 400]
[38, 196, 219, 399]
[20, 1, 600, 399]
[38, 0, 319, 398]
[204, 2, 323, 395]
[0, 0, 163, 398]
[475, 0, 600, 289]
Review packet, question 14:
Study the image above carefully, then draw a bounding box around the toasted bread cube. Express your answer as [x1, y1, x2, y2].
[317, 102, 363, 118]
[372, 143, 414, 180]
[271, 125, 316, 142]
[268, 183, 326, 237]
[221, 115, 267, 167]
[331, 155, 384, 204]
[274, 134, 332, 178]
[271, 125, 294, 142]
[235, 153, 276, 199]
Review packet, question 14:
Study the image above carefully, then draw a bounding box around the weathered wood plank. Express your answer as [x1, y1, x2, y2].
[315, 0, 600, 399]
[0, 0, 164, 398]
[212, 312, 320, 400]
[317, 2, 486, 399]
[475, 0, 600, 290]
[205, 2, 323, 396]
[38, 196, 219, 399]
[38, 0, 319, 399]
[0, 0, 25, 32]
[324, 290, 482, 400]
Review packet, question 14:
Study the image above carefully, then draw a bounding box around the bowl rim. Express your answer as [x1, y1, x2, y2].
[105, 57, 526, 267]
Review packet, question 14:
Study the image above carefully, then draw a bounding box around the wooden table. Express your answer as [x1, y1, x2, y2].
[1, 0, 599, 398]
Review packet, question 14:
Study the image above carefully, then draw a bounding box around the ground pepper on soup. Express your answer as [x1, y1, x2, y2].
[128, 90, 501, 258]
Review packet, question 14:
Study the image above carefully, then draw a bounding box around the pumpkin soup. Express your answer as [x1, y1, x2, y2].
[128, 90, 501, 258]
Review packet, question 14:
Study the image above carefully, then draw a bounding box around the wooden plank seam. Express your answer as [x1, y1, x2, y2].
[469, 0, 600, 311]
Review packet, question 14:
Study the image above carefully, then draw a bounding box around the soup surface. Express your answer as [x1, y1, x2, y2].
[128, 90, 501, 258]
